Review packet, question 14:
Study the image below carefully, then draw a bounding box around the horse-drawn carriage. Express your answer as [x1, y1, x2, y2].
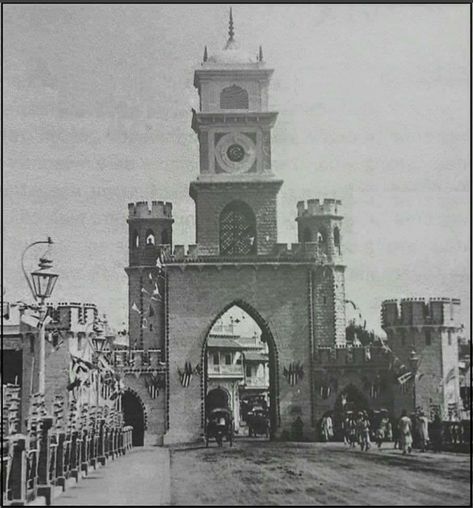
[205, 407, 233, 447]
[247, 406, 270, 438]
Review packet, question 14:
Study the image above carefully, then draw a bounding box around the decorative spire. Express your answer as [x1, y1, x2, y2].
[259, 45, 264, 62]
[203, 46, 208, 62]
[228, 7, 234, 41]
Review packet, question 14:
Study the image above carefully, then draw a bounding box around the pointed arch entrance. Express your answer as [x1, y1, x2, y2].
[332, 383, 371, 441]
[201, 300, 279, 440]
[122, 389, 146, 446]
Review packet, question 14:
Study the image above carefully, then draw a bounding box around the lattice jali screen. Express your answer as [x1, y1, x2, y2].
[219, 201, 256, 255]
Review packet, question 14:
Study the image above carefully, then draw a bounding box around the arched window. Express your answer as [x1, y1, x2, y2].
[334, 226, 341, 253]
[220, 85, 249, 110]
[219, 201, 256, 256]
[131, 230, 139, 248]
[161, 229, 169, 245]
[302, 228, 312, 243]
[145, 230, 155, 246]
[317, 228, 327, 244]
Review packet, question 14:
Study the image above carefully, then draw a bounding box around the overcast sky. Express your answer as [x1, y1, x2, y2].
[3, 4, 470, 335]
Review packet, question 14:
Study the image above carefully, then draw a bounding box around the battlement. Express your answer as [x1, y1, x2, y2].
[296, 199, 342, 218]
[43, 302, 98, 331]
[128, 201, 173, 220]
[161, 243, 341, 264]
[381, 298, 462, 328]
[314, 345, 390, 366]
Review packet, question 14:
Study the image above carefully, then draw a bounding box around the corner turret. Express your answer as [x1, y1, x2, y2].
[127, 201, 174, 266]
[296, 199, 343, 263]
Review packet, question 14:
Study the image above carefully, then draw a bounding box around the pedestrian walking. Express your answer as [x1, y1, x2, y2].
[320, 413, 334, 442]
[357, 411, 371, 451]
[375, 410, 390, 449]
[430, 413, 443, 453]
[417, 410, 429, 452]
[398, 410, 413, 455]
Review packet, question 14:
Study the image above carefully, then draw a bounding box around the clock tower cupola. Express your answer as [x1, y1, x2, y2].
[190, 9, 283, 256]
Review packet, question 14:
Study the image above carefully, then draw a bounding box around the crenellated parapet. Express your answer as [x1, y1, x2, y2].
[314, 345, 390, 366]
[128, 200, 173, 220]
[43, 302, 98, 332]
[381, 297, 462, 329]
[159, 242, 344, 264]
[296, 199, 342, 218]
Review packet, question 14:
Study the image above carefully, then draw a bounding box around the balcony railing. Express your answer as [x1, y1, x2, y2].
[208, 364, 244, 376]
[244, 377, 269, 388]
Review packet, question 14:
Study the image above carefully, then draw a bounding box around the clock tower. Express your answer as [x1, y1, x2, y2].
[190, 10, 283, 256]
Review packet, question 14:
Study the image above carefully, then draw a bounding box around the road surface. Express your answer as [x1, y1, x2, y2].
[170, 439, 470, 505]
[57, 446, 170, 506]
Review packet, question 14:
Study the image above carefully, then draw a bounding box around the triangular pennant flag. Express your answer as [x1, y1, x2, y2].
[397, 371, 413, 385]
[148, 272, 153, 282]
[141, 287, 150, 295]
[131, 302, 141, 314]
[156, 254, 163, 269]
[151, 283, 161, 301]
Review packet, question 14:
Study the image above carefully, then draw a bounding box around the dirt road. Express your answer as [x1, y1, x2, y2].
[170, 439, 470, 505]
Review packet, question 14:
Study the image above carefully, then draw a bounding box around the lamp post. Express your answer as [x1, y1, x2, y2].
[91, 332, 107, 407]
[409, 349, 420, 413]
[21, 238, 59, 395]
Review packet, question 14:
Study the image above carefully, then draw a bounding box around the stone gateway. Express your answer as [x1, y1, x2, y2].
[124, 15, 462, 446]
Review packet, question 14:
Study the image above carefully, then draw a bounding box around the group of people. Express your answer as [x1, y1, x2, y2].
[320, 408, 444, 454]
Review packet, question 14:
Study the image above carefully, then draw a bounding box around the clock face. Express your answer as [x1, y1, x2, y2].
[215, 133, 256, 174]
[226, 144, 245, 162]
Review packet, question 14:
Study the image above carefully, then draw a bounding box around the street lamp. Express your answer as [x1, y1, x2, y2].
[91, 333, 107, 354]
[409, 349, 420, 413]
[91, 330, 109, 407]
[21, 238, 59, 395]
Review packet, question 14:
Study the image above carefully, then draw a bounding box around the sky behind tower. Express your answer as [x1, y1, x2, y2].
[3, 4, 470, 335]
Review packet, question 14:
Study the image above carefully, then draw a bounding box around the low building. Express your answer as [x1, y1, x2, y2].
[206, 324, 269, 433]
[1, 300, 124, 431]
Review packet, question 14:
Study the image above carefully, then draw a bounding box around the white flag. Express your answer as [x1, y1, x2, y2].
[156, 254, 163, 269]
[131, 302, 141, 314]
[21, 314, 40, 328]
[397, 371, 413, 385]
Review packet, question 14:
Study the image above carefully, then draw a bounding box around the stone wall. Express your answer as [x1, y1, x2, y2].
[190, 180, 282, 256]
[163, 263, 317, 444]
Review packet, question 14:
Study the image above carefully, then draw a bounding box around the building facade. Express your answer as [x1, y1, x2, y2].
[124, 15, 463, 445]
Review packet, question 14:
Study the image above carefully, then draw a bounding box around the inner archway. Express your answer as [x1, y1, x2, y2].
[122, 390, 145, 446]
[332, 384, 371, 441]
[202, 301, 278, 440]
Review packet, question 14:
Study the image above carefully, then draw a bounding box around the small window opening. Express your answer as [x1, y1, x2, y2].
[145, 229, 155, 246]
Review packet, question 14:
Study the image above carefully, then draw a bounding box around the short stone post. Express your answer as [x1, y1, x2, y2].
[80, 429, 89, 475]
[37, 416, 54, 505]
[69, 431, 79, 482]
[97, 419, 106, 466]
[8, 436, 28, 506]
[55, 432, 66, 490]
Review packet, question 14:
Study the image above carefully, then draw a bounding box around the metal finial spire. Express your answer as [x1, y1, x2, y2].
[228, 7, 234, 40]
[203, 46, 208, 62]
[259, 45, 264, 62]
